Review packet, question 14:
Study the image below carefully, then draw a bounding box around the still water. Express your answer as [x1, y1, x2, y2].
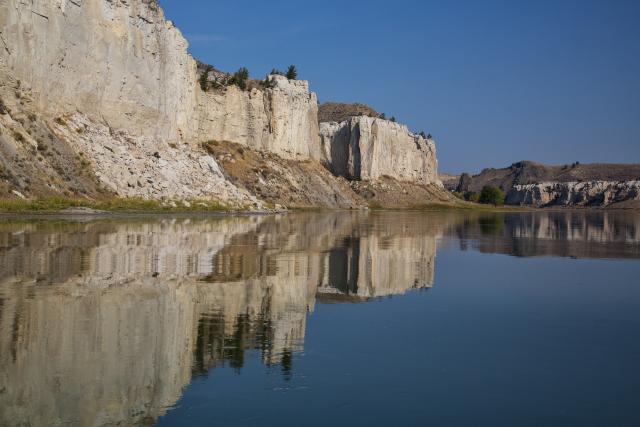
[0, 211, 638, 426]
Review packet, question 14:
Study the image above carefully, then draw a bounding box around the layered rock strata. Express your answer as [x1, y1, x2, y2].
[505, 181, 640, 207]
[320, 117, 439, 185]
[196, 75, 321, 160]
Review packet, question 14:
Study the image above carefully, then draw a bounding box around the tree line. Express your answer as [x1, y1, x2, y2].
[200, 65, 299, 92]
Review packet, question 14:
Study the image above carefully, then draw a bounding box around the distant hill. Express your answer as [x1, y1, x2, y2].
[318, 102, 381, 123]
[456, 161, 640, 193]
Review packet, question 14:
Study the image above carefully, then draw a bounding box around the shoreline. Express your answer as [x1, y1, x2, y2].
[0, 202, 636, 219]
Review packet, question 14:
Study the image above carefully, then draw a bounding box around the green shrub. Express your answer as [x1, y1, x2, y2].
[478, 186, 504, 206]
[466, 191, 480, 203]
[229, 67, 249, 90]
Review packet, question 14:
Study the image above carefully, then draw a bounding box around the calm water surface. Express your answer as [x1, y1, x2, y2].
[0, 211, 639, 426]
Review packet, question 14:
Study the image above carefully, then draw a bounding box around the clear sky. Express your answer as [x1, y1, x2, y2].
[159, 0, 640, 174]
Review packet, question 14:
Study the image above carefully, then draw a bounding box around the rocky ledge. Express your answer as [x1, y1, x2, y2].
[320, 117, 439, 186]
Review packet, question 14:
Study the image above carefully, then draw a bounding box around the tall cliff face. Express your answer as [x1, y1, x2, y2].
[0, 0, 321, 154]
[0, 0, 445, 206]
[0, 0, 323, 204]
[196, 76, 321, 160]
[0, 0, 195, 141]
[320, 117, 439, 185]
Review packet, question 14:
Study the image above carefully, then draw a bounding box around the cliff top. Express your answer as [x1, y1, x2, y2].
[318, 102, 381, 123]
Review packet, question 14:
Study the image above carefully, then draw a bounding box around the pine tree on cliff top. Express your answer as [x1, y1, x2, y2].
[286, 65, 298, 80]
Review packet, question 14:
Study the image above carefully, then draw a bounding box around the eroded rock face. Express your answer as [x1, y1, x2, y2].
[506, 181, 640, 207]
[0, 1, 321, 153]
[319, 117, 439, 185]
[196, 76, 321, 160]
[0, 0, 194, 141]
[0, 0, 323, 203]
[53, 114, 258, 204]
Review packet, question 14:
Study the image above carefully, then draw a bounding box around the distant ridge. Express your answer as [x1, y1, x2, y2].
[455, 161, 640, 193]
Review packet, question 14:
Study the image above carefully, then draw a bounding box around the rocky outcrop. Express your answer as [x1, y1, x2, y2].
[320, 117, 439, 185]
[506, 181, 640, 207]
[53, 113, 258, 202]
[455, 161, 640, 194]
[0, 0, 322, 204]
[454, 161, 640, 207]
[0, 0, 445, 207]
[196, 76, 321, 160]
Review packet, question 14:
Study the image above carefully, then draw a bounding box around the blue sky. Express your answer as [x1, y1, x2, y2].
[159, 0, 640, 174]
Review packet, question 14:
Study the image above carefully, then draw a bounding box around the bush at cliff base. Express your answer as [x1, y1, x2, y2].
[479, 186, 505, 206]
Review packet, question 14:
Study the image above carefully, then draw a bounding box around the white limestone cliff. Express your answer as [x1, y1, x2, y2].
[0, 1, 321, 153]
[505, 181, 640, 207]
[196, 76, 321, 160]
[0, 0, 194, 141]
[0, 0, 444, 206]
[0, 0, 322, 204]
[319, 116, 439, 185]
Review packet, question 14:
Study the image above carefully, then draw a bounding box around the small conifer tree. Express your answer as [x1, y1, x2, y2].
[286, 65, 298, 80]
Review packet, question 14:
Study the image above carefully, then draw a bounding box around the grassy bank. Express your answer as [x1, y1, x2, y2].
[0, 197, 232, 214]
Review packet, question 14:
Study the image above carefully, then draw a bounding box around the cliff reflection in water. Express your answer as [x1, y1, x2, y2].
[447, 211, 640, 259]
[0, 212, 437, 426]
[0, 210, 637, 426]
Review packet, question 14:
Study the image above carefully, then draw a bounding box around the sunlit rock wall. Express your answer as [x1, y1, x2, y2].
[0, 0, 321, 203]
[196, 76, 321, 160]
[319, 117, 439, 185]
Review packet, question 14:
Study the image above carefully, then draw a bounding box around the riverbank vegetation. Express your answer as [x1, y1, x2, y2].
[453, 185, 504, 206]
